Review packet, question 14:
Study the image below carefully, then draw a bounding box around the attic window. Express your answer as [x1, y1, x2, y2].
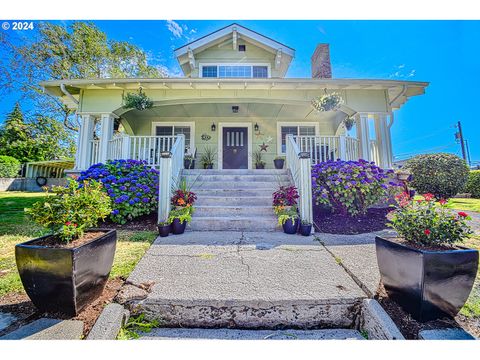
[238, 45, 246, 52]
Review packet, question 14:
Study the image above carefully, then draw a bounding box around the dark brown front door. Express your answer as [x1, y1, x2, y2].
[223, 127, 248, 169]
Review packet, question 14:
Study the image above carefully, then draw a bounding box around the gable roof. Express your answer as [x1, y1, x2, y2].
[174, 23, 295, 58]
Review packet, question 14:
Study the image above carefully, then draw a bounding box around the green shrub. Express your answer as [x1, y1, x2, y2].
[25, 178, 112, 242]
[405, 153, 469, 199]
[0, 155, 20, 177]
[465, 170, 480, 198]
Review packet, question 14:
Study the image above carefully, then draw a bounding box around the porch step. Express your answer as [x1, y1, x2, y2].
[194, 206, 273, 217]
[188, 216, 278, 231]
[192, 189, 277, 197]
[195, 196, 272, 206]
[184, 169, 288, 176]
[185, 174, 290, 182]
[191, 181, 288, 190]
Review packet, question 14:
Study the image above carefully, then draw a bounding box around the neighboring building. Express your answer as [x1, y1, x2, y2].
[41, 23, 428, 171]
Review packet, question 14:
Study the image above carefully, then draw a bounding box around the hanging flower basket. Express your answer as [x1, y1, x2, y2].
[311, 91, 343, 112]
[123, 88, 153, 111]
[343, 116, 355, 131]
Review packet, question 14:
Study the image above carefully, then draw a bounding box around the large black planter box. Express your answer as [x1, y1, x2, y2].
[15, 229, 117, 316]
[375, 236, 478, 322]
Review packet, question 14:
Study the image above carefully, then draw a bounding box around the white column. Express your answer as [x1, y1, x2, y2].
[75, 114, 95, 170]
[356, 113, 371, 161]
[338, 135, 346, 160]
[158, 152, 173, 223]
[98, 113, 115, 163]
[374, 113, 392, 168]
[298, 153, 313, 232]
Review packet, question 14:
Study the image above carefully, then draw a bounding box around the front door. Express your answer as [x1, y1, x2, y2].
[222, 127, 248, 169]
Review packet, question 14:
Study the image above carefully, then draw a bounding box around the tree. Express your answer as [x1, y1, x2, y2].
[0, 21, 166, 132]
[0, 103, 76, 162]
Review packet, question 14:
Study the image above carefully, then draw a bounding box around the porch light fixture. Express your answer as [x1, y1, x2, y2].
[211, 122, 216, 132]
[232, 105, 239, 113]
[254, 123, 259, 131]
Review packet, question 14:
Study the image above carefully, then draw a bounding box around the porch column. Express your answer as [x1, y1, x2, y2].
[158, 152, 173, 223]
[98, 113, 115, 163]
[374, 113, 392, 168]
[356, 113, 371, 161]
[75, 114, 95, 170]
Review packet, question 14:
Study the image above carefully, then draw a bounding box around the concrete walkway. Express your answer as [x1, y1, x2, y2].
[127, 231, 367, 329]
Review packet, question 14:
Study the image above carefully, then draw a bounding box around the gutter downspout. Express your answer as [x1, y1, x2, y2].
[60, 83, 79, 105]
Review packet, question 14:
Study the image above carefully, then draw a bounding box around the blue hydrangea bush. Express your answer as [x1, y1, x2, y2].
[78, 159, 159, 224]
[312, 159, 401, 217]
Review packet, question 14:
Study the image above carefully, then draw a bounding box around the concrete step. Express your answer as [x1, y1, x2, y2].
[195, 196, 272, 206]
[188, 216, 279, 231]
[138, 328, 365, 340]
[193, 188, 276, 197]
[185, 174, 290, 182]
[194, 206, 274, 217]
[191, 181, 287, 190]
[183, 169, 288, 176]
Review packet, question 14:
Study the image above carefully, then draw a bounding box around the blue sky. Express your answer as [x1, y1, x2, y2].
[1, 20, 479, 164]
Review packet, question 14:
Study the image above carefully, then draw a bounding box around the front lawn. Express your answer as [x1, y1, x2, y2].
[446, 198, 480, 213]
[0, 191, 156, 298]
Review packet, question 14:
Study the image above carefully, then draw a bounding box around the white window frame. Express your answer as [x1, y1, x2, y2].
[199, 63, 271, 79]
[276, 122, 320, 155]
[151, 122, 195, 154]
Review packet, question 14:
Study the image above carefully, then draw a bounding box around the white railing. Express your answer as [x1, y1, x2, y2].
[370, 139, 380, 165]
[158, 134, 185, 223]
[293, 136, 360, 164]
[286, 134, 313, 228]
[108, 135, 125, 160]
[90, 140, 100, 165]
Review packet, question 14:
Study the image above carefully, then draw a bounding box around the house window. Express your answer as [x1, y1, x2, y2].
[200, 64, 269, 78]
[280, 125, 316, 153]
[202, 66, 218, 78]
[155, 125, 192, 152]
[238, 45, 246, 51]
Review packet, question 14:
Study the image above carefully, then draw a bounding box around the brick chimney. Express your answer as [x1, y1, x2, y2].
[311, 44, 332, 79]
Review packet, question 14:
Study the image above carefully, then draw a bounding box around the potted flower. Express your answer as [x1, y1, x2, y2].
[277, 207, 299, 234]
[123, 88, 153, 111]
[254, 150, 266, 169]
[200, 146, 216, 169]
[299, 220, 312, 236]
[168, 207, 193, 235]
[184, 153, 195, 169]
[376, 192, 478, 321]
[157, 220, 171, 237]
[311, 91, 343, 112]
[19, 179, 115, 316]
[273, 156, 285, 169]
[272, 185, 299, 214]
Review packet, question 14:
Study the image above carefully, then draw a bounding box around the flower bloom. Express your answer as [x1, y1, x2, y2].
[423, 193, 435, 202]
[65, 221, 71, 226]
[439, 199, 447, 205]
[424, 229, 431, 235]
[458, 212, 468, 218]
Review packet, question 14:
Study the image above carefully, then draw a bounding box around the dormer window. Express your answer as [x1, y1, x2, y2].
[238, 45, 246, 52]
[200, 64, 269, 78]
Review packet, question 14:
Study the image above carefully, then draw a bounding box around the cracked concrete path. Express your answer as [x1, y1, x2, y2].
[127, 231, 366, 304]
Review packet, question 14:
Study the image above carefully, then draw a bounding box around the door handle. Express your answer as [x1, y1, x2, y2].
[233, 148, 238, 154]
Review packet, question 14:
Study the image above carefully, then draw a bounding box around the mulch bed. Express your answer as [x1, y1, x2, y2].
[100, 212, 158, 232]
[0, 277, 125, 338]
[313, 205, 391, 234]
[33, 231, 105, 248]
[375, 283, 477, 339]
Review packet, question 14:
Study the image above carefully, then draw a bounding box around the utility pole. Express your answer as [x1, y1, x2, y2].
[455, 121, 467, 162]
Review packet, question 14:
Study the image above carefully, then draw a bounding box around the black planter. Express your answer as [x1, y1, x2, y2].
[204, 164, 213, 169]
[375, 236, 478, 322]
[282, 218, 299, 234]
[15, 229, 117, 316]
[299, 223, 312, 236]
[171, 218, 187, 234]
[157, 224, 171, 237]
[184, 159, 195, 169]
[255, 163, 265, 169]
[274, 159, 285, 169]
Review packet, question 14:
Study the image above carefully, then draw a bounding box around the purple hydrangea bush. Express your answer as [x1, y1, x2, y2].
[312, 159, 401, 217]
[78, 159, 159, 224]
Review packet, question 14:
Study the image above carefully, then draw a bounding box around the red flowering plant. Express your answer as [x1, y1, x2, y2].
[388, 192, 473, 246]
[170, 176, 197, 214]
[272, 185, 299, 215]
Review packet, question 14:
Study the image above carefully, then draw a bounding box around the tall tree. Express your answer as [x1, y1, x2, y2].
[0, 21, 166, 132]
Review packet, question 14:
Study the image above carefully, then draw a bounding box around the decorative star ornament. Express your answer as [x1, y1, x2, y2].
[259, 143, 269, 152]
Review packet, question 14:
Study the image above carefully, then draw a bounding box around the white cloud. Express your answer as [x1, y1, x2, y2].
[189, 29, 197, 34]
[166, 20, 183, 38]
[407, 69, 416, 77]
[388, 64, 416, 79]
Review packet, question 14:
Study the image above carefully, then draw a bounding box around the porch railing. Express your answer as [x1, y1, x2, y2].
[158, 134, 185, 222]
[293, 135, 359, 163]
[370, 139, 380, 165]
[90, 140, 100, 165]
[286, 134, 313, 229]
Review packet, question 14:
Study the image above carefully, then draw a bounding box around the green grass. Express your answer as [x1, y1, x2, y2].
[0, 191, 156, 298]
[446, 198, 480, 213]
[460, 235, 480, 318]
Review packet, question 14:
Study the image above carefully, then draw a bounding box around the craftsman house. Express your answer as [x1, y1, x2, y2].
[41, 23, 428, 230]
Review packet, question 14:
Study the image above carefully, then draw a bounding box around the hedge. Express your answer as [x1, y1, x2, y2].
[0, 155, 20, 178]
[465, 170, 480, 198]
